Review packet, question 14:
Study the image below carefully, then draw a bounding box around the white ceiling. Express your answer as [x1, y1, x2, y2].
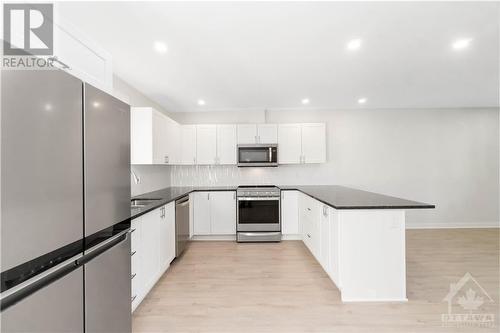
[58, 1, 499, 112]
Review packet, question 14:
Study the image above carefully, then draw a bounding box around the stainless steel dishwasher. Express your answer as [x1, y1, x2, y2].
[175, 196, 190, 257]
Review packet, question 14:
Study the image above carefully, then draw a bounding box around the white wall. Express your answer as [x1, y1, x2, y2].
[130, 165, 171, 197]
[170, 108, 499, 228]
[113, 75, 172, 195]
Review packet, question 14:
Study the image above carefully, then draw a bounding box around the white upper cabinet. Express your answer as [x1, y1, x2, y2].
[237, 124, 258, 144]
[131, 107, 153, 164]
[53, 7, 112, 92]
[278, 124, 302, 164]
[180, 125, 197, 165]
[237, 124, 278, 144]
[165, 117, 181, 164]
[130, 117, 325, 166]
[301, 123, 326, 163]
[278, 123, 326, 164]
[257, 124, 278, 144]
[152, 111, 168, 164]
[131, 107, 179, 165]
[196, 125, 217, 165]
[216, 125, 237, 165]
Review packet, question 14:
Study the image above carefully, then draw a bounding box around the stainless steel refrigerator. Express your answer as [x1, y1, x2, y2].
[0, 69, 132, 333]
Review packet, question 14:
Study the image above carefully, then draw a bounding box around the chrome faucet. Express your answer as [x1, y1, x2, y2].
[130, 169, 140, 184]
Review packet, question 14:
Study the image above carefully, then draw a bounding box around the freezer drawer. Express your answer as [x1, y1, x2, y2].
[0, 267, 84, 333]
[84, 233, 131, 333]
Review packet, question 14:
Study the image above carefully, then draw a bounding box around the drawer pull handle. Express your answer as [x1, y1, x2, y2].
[131, 228, 136, 233]
[307, 234, 311, 238]
[131, 251, 137, 257]
[131, 273, 137, 280]
[131, 295, 137, 302]
[307, 208, 311, 211]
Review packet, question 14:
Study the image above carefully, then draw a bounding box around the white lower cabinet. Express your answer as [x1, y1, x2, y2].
[297, 193, 341, 292]
[159, 202, 176, 273]
[299, 193, 321, 260]
[328, 208, 340, 288]
[319, 205, 331, 274]
[211, 192, 237, 234]
[193, 192, 211, 235]
[193, 191, 236, 236]
[281, 190, 299, 237]
[131, 202, 176, 312]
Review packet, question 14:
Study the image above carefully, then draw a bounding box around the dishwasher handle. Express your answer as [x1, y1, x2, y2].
[176, 196, 189, 206]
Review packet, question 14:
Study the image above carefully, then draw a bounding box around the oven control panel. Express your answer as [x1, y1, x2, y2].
[236, 186, 280, 198]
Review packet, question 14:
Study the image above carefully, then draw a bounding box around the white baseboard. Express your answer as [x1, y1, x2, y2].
[281, 234, 302, 240]
[406, 221, 499, 229]
[341, 297, 408, 303]
[191, 235, 236, 241]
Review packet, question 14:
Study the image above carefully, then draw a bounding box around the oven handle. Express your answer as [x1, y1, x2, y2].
[237, 197, 280, 201]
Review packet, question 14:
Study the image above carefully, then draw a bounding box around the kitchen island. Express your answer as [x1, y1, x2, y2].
[130, 185, 434, 303]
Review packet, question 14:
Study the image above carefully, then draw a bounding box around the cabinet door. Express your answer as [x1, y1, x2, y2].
[257, 124, 278, 144]
[140, 209, 161, 290]
[196, 125, 217, 165]
[301, 123, 326, 163]
[320, 205, 331, 274]
[52, 14, 113, 92]
[130, 108, 153, 164]
[166, 202, 176, 263]
[193, 192, 211, 235]
[165, 117, 181, 164]
[210, 191, 236, 235]
[181, 125, 197, 164]
[309, 200, 321, 260]
[131, 219, 142, 312]
[217, 125, 237, 165]
[329, 209, 340, 287]
[237, 124, 257, 144]
[278, 124, 302, 164]
[158, 205, 169, 272]
[152, 110, 168, 164]
[281, 190, 299, 235]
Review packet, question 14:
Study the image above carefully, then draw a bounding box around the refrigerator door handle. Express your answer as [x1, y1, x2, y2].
[0, 253, 82, 312]
[77, 230, 130, 266]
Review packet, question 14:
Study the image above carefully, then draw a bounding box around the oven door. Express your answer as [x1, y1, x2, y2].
[237, 145, 278, 167]
[237, 197, 280, 232]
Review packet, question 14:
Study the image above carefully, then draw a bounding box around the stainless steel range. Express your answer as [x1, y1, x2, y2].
[236, 186, 281, 242]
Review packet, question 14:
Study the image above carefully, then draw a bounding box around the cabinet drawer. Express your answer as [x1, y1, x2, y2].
[130, 220, 140, 251]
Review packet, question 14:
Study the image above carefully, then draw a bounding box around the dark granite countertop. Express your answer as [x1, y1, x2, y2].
[130, 186, 237, 219]
[280, 185, 435, 210]
[130, 184, 434, 220]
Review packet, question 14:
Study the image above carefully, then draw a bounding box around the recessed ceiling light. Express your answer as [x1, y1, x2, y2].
[452, 38, 472, 50]
[153, 41, 168, 54]
[301, 98, 310, 105]
[92, 101, 100, 108]
[347, 38, 362, 51]
[357, 98, 367, 104]
[197, 99, 206, 106]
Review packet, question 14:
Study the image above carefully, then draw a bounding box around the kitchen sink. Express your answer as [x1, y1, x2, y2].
[130, 198, 162, 208]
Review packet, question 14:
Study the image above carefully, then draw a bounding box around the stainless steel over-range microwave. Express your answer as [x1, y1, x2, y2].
[237, 144, 278, 167]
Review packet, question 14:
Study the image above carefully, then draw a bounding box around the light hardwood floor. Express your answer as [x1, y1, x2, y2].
[133, 229, 499, 333]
